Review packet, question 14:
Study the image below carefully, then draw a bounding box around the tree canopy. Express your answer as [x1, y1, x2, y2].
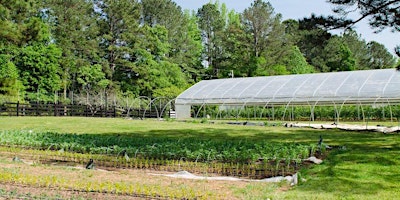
[325, 0, 400, 56]
[0, 0, 397, 105]
[328, 0, 400, 32]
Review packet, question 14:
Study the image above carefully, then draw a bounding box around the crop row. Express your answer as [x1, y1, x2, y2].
[0, 130, 318, 164]
[196, 104, 400, 121]
[0, 163, 204, 199]
[2, 146, 301, 178]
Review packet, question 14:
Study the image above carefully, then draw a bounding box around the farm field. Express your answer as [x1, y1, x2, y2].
[0, 117, 399, 199]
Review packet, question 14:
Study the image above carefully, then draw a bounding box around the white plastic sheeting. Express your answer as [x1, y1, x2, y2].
[176, 69, 400, 106]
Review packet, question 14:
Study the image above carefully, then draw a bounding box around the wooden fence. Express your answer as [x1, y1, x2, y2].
[0, 102, 166, 118]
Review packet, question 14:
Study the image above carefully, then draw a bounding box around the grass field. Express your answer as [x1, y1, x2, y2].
[0, 117, 399, 199]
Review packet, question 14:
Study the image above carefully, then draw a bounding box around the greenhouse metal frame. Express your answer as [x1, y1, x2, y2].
[175, 68, 400, 121]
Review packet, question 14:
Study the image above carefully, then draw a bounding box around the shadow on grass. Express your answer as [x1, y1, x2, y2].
[3, 125, 399, 151]
[292, 131, 400, 198]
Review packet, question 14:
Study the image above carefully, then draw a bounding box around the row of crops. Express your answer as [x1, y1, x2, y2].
[0, 130, 322, 178]
[0, 152, 204, 199]
[193, 104, 400, 121]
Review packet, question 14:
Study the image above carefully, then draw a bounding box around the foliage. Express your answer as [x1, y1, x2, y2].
[295, 15, 333, 72]
[152, 86, 185, 99]
[141, 0, 202, 83]
[130, 25, 188, 96]
[280, 46, 314, 74]
[0, 130, 313, 164]
[326, 0, 399, 58]
[0, 0, 396, 104]
[16, 43, 62, 102]
[328, 0, 400, 32]
[77, 64, 109, 92]
[43, 0, 100, 102]
[366, 41, 396, 68]
[0, 54, 24, 102]
[242, 0, 289, 76]
[395, 45, 400, 57]
[219, 11, 251, 78]
[341, 30, 371, 70]
[197, 2, 226, 77]
[324, 37, 356, 71]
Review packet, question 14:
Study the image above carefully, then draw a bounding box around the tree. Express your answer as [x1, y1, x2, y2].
[179, 11, 203, 82]
[218, 10, 251, 78]
[342, 30, 370, 70]
[141, 1, 202, 83]
[283, 19, 301, 44]
[197, 2, 225, 77]
[328, 0, 400, 32]
[16, 43, 62, 102]
[95, 0, 141, 82]
[77, 64, 109, 104]
[43, 0, 100, 102]
[242, 0, 287, 76]
[281, 46, 314, 74]
[0, 55, 23, 102]
[0, 0, 39, 46]
[120, 25, 188, 97]
[366, 41, 396, 69]
[142, 0, 181, 28]
[327, 0, 399, 57]
[242, 0, 278, 58]
[324, 37, 356, 71]
[395, 45, 400, 57]
[297, 15, 333, 72]
[0, 1, 66, 102]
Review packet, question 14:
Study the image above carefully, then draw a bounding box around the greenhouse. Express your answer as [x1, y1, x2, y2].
[175, 68, 400, 120]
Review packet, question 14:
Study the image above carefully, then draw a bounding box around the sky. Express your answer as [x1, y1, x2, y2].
[173, 0, 399, 56]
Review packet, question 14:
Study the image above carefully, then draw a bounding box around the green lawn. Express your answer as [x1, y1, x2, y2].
[0, 117, 399, 199]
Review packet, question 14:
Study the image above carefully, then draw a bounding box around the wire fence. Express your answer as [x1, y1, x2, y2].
[0, 102, 173, 118]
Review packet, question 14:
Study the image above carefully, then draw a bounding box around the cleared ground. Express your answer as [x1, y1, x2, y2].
[0, 117, 399, 199]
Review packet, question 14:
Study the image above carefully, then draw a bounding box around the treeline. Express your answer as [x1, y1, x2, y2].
[0, 0, 398, 105]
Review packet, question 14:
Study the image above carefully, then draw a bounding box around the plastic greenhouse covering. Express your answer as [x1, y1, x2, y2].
[175, 69, 400, 106]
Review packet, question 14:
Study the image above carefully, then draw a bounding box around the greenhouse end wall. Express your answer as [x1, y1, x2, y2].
[175, 104, 191, 119]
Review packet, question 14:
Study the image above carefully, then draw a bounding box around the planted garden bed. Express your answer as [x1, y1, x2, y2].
[0, 130, 326, 179]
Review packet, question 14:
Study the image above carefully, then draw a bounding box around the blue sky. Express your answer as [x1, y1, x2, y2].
[174, 0, 399, 56]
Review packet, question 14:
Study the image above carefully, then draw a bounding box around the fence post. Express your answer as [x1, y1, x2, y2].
[105, 91, 108, 117]
[36, 102, 39, 116]
[54, 102, 57, 116]
[113, 106, 116, 118]
[17, 101, 19, 117]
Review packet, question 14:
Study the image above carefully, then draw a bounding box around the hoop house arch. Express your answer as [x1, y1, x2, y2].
[143, 97, 173, 119]
[175, 69, 400, 122]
